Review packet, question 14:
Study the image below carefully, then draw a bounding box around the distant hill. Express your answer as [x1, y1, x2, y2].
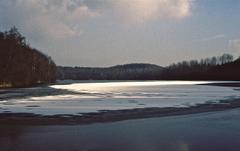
[57, 63, 163, 80]
[110, 63, 161, 70]
[57, 56, 240, 81]
[0, 27, 56, 88]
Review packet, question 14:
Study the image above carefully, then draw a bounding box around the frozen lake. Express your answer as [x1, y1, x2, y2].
[1, 109, 240, 151]
[0, 81, 240, 115]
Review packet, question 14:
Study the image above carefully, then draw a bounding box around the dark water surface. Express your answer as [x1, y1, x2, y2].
[1, 109, 240, 151]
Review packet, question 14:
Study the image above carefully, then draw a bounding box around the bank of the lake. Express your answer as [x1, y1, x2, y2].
[1, 108, 240, 151]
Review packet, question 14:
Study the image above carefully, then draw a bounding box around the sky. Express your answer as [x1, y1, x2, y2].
[0, 0, 240, 67]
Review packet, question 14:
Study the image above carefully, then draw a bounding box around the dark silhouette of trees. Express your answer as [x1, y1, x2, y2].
[57, 63, 163, 80]
[57, 54, 239, 81]
[161, 54, 238, 80]
[0, 27, 56, 88]
[207, 56, 240, 80]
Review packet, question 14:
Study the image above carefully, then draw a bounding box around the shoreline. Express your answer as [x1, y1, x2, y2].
[1, 80, 239, 89]
[1, 98, 240, 125]
[199, 82, 240, 87]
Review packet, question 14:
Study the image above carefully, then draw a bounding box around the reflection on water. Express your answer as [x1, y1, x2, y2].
[0, 81, 240, 115]
[51, 81, 213, 91]
[1, 109, 240, 151]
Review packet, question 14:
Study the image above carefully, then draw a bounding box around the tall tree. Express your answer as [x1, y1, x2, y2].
[0, 27, 56, 88]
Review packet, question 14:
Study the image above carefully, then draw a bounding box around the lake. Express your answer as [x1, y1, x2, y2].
[0, 81, 240, 115]
[1, 109, 240, 151]
[1, 81, 240, 151]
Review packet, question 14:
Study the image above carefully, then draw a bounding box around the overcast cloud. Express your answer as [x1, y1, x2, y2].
[0, 0, 239, 66]
[0, 0, 100, 39]
[0, 0, 193, 39]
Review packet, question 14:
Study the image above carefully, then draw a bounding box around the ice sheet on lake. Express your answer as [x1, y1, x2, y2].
[0, 81, 240, 115]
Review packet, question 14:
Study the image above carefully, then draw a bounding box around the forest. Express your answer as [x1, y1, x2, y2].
[161, 54, 240, 80]
[57, 63, 163, 80]
[0, 27, 56, 88]
[58, 54, 240, 81]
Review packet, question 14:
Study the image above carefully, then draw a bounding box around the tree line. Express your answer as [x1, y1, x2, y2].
[58, 54, 240, 81]
[161, 54, 237, 80]
[0, 27, 56, 88]
[57, 63, 163, 80]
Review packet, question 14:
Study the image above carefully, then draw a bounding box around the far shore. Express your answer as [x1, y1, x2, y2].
[1, 98, 240, 125]
[1, 80, 240, 90]
[199, 82, 240, 87]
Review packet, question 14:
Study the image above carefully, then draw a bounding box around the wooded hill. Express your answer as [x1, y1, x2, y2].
[57, 54, 240, 81]
[0, 27, 56, 88]
[57, 63, 163, 80]
[161, 54, 240, 80]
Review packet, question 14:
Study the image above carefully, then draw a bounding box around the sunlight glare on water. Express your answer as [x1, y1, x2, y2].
[50, 81, 212, 92]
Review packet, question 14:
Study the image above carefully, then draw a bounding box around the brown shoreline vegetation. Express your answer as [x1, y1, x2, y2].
[0, 98, 240, 126]
[199, 82, 240, 87]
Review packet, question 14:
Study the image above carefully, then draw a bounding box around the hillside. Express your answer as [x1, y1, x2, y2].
[0, 27, 56, 88]
[160, 54, 240, 81]
[110, 63, 161, 70]
[57, 55, 240, 81]
[57, 63, 163, 80]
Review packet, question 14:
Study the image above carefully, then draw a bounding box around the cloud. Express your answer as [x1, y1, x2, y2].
[0, 0, 100, 39]
[0, 0, 194, 41]
[109, 0, 193, 23]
